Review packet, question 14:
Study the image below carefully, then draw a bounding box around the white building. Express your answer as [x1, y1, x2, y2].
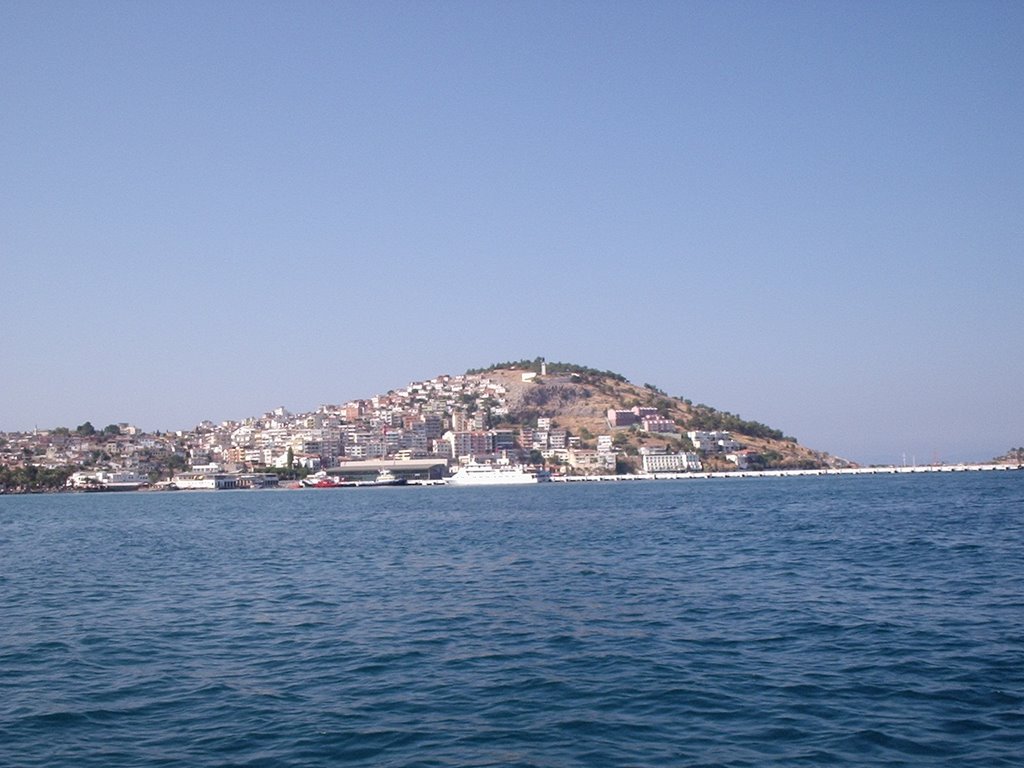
[641, 452, 703, 473]
[172, 472, 239, 490]
[431, 439, 453, 459]
[727, 450, 759, 469]
[687, 430, 740, 453]
[568, 448, 616, 473]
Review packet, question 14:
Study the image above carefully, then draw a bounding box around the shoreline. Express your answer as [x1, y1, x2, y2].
[3, 463, 1020, 495]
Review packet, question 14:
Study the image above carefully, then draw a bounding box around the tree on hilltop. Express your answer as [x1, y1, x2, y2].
[466, 358, 627, 382]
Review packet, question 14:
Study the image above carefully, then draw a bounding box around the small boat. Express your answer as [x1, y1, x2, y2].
[368, 468, 407, 486]
[302, 471, 342, 488]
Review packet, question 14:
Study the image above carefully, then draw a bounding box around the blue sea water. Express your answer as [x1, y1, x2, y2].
[1, 473, 1022, 767]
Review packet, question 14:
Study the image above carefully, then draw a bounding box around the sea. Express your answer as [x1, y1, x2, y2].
[1, 473, 1022, 767]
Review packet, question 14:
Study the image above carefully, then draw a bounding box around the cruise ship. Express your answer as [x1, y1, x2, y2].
[446, 460, 551, 486]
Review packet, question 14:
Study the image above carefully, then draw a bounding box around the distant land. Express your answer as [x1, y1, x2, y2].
[1, 358, 1020, 492]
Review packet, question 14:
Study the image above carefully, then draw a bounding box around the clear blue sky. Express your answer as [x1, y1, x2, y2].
[2, 1, 1021, 465]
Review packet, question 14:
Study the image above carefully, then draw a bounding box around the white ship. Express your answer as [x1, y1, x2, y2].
[66, 470, 150, 492]
[446, 460, 551, 486]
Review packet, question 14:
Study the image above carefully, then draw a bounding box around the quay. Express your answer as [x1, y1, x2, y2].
[550, 463, 1024, 482]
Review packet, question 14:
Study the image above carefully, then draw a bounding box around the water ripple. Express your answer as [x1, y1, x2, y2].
[1, 473, 1022, 766]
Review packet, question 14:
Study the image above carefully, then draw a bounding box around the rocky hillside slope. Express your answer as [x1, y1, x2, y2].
[471, 361, 851, 470]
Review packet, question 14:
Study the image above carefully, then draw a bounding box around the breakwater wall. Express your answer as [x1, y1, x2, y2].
[550, 463, 1024, 482]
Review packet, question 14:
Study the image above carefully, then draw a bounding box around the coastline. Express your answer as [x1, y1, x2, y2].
[4, 462, 1021, 494]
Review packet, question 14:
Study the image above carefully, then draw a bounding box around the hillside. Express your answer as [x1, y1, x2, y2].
[992, 447, 1024, 465]
[468, 359, 850, 470]
[1, 358, 852, 492]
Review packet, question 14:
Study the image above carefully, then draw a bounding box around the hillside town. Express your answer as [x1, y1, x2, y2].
[1, 366, 768, 493]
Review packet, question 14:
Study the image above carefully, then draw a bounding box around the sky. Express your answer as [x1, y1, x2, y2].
[2, 1, 1022, 465]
